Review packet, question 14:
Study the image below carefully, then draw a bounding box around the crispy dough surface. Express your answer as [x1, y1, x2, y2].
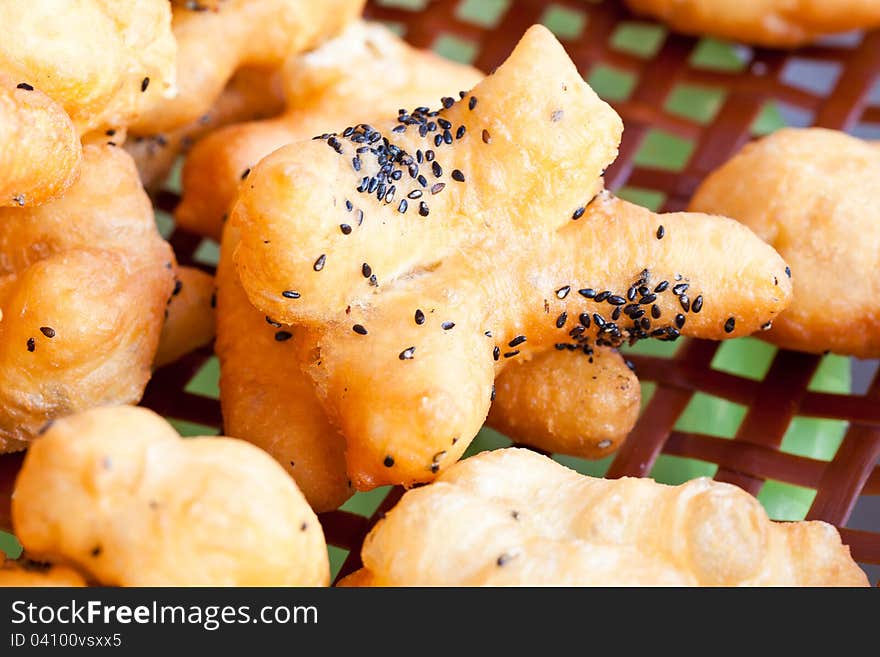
[154, 266, 216, 369]
[0, 145, 174, 452]
[229, 26, 790, 488]
[131, 0, 364, 135]
[625, 0, 880, 47]
[0, 75, 81, 208]
[12, 406, 329, 586]
[690, 128, 880, 357]
[0, 558, 86, 587]
[0, 0, 176, 135]
[488, 347, 640, 459]
[177, 21, 483, 239]
[342, 448, 868, 586]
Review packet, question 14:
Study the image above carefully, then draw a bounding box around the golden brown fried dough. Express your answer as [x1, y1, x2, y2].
[229, 26, 791, 489]
[217, 225, 351, 512]
[127, 66, 284, 190]
[625, 0, 880, 47]
[690, 128, 880, 357]
[131, 0, 364, 135]
[0, 75, 81, 208]
[341, 448, 867, 586]
[0, 145, 174, 452]
[154, 266, 216, 369]
[0, 0, 176, 135]
[177, 21, 483, 239]
[0, 557, 86, 587]
[487, 347, 640, 459]
[12, 406, 329, 586]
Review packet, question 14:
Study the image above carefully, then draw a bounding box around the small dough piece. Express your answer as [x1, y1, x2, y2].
[12, 405, 329, 587]
[176, 21, 483, 239]
[0, 557, 86, 587]
[0, 145, 174, 452]
[127, 65, 284, 191]
[488, 347, 640, 459]
[131, 0, 365, 135]
[625, 0, 880, 47]
[230, 26, 791, 489]
[690, 128, 880, 357]
[154, 266, 216, 369]
[342, 448, 868, 586]
[0, 0, 176, 135]
[0, 75, 81, 208]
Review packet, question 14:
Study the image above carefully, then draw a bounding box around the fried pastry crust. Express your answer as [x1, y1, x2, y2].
[0, 0, 176, 135]
[177, 21, 483, 240]
[0, 145, 174, 452]
[0, 557, 86, 587]
[0, 75, 81, 208]
[341, 448, 868, 586]
[127, 66, 284, 191]
[154, 266, 216, 369]
[625, 0, 880, 47]
[488, 347, 640, 459]
[690, 128, 880, 357]
[131, 0, 364, 135]
[230, 26, 791, 488]
[12, 405, 329, 586]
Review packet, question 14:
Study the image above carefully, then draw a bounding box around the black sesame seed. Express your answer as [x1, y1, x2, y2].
[432, 161, 442, 177]
[352, 324, 368, 335]
[266, 316, 282, 328]
[26, 337, 35, 352]
[362, 263, 372, 278]
[369, 274, 378, 287]
[504, 350, 520, 358]
[383, 456, 395, 467]
[415, 309, 425, 325]
[611, 307, 622, 320]
[655, 281, 669, 293]
[399, 347, 415, 360]
[497, 553, 513, 566]
[352, 156, 361, 171]
[675, 314, 686, 329]
[579, 288, 596, 299]
[785, 266, 791, 278]
[417, 175, 428, 187]
[639, 294, 657, 305]
[572, 206, 585, 220]
[593, 314, 605, 327]
[579, 313, 591, 328]
[437, 118, 451, 130]
[425, 150, 435, 161]
[355, 209, 364, 225]
[419, 201, 429, 217]
[468, 96, 477, 110]
[608, 295, 626, 306]
[398, 199, 408, 213]
[451, 169, 465, 182]
[724, 317, 736, 333]
[16, 82, 34, 91]
[282, 290, 300, 299]
[443, 130, 453, 144]
[441, 321, 455, 330]
[408, 190, 423, 200]
[313, 254, 326, 271]
[692, 295, 703, 313]
[340, 223, 352, 234]
[508, 335, 526, 347]
[431, 183, 445, 195]
[673, 283, 689, 295]
[141, 77, 150, 92]
[651, 304, 661, 319]
[493, 346, 500, 361]
[491, 385, 496, 401]
[434, 134, 443, 147]
[556, 311, 568, 328]
[39, 327, 55, 338]
[556, 285, 571, 299]
[456, 126, 466, 139]
[656, 225, 665, 239]
[679, 295, 690, 312]
[274, 330, 293, 342]
[595, 291, 611, 302]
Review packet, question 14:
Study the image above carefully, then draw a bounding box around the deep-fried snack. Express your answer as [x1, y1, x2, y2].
[230, 26, 792, 488]
[217, 225, 351, 512]
[690, 128, 880, 357]
[341, 448, 867, 586]
[131, 0, 365, 135]
[0, 75, 81, 208]
[154, 266, 216, 369]
[625, 0, 880, 47]
[0, 556, 86, 587]
[0, 145, 174, 452]
[127, 66, 284, 190]
[12, 406, 329, 586]
[0, 0, 176, 135]
[488, 346, 640, 459]
[177, 21, 483, 239]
